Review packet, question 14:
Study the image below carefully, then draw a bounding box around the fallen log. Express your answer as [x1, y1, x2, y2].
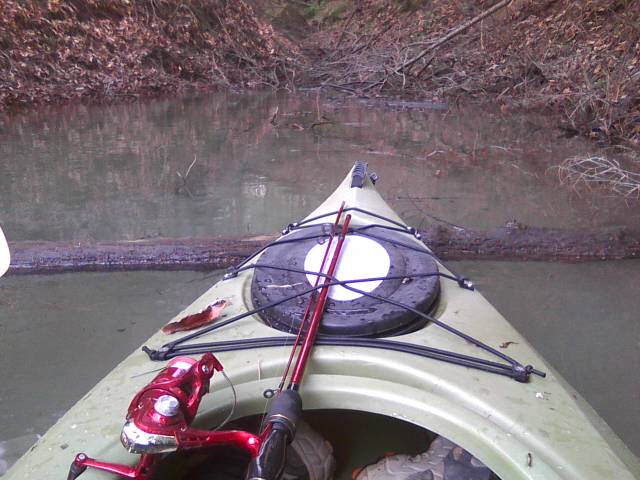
[7, 225, 640, 275]
[7, 235, 277, 275]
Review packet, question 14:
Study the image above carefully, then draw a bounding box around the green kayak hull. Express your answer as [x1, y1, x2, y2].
[6, 166, 640, 479]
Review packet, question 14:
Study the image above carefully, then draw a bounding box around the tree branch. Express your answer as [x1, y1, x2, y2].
[395, 0, 513, 74]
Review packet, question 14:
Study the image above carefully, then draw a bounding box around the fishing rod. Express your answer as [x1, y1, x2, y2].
[289, 214, 351, 389]
[245, 211, 351, 480]
[276, 201, 345, 393]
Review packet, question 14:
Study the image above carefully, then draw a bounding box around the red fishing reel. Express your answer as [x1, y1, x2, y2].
[68, 353, 261, 480]
[121, 353, 223, 455]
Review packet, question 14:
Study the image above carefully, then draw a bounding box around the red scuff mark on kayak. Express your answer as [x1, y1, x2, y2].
[162, 299, 228, 334]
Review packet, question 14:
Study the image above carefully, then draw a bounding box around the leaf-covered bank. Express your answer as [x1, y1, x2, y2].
[1, 0, 639, 148]
[0, 0, 297, 107]
[296, 0, 640, 147]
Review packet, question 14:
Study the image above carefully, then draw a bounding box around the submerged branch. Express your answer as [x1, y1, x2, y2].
[7, 225, 640, 275]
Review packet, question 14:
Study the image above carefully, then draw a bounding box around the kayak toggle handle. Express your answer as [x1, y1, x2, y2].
[350, 161, 368, 188]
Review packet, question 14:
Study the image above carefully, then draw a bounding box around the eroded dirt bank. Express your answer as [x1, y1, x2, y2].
[1, 0, 638, 148]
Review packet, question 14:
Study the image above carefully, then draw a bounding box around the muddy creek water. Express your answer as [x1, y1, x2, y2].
[0, 93, 639, 472]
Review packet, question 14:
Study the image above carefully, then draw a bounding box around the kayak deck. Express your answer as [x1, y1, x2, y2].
[6, 166, 640, 480]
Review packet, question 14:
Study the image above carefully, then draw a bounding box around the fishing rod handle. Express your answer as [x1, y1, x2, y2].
[246, 390, 302, 480]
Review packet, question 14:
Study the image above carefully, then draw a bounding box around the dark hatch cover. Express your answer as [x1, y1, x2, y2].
[251, 225, 440, 337]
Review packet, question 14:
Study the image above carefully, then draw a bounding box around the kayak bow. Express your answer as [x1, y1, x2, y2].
[5, 162, 640, 480]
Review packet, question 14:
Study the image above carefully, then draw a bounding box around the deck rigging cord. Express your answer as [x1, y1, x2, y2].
[144, 273, 543, 382]
[230, 206, 427, 272]
[143, 206, 545, 383]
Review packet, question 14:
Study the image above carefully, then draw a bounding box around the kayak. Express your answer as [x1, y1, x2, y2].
[5, 162, 640, 480]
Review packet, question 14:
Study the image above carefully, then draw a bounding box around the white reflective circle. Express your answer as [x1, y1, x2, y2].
[304, 235, 390, 301]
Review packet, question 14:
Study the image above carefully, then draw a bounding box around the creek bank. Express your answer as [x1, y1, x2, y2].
[2, 1, 638, 149]
[0, 0, 296, 109]
[295, 0, 640, 148]
[8, 225, 640, 274]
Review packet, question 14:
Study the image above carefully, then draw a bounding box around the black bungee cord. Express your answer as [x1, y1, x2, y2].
[286, 206, 409, 231]
[235, 210, 467, 281]
[143, 272, 543, 382]
[232, 206, 419, 272]
[142, 207, 545, 383]
[153, 338, 538, 381]
[146, 270, 461, 352]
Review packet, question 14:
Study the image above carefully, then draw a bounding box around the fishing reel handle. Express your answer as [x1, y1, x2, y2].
[68, 353, 240, 480]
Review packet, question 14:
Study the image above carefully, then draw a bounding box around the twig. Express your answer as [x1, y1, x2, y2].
[414, 55, 435, 78]
[176, 155, 198, 198]
[176, 156, 197, 180]
[184, 156, 197, 178]
[310, 120, 333, 129]
[394, 0, 513, 75]
[334, 7, 358, 50]
[322, 83, 358, 94]
[556, 156, 640, 197]
[269, 106, 279, 126]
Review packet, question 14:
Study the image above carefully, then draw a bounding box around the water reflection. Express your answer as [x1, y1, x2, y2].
[0, 270, 217, 473]
[1, 93, 639, 243]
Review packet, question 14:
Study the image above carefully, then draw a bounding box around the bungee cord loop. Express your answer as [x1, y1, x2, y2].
[143, 206, 545, 383]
